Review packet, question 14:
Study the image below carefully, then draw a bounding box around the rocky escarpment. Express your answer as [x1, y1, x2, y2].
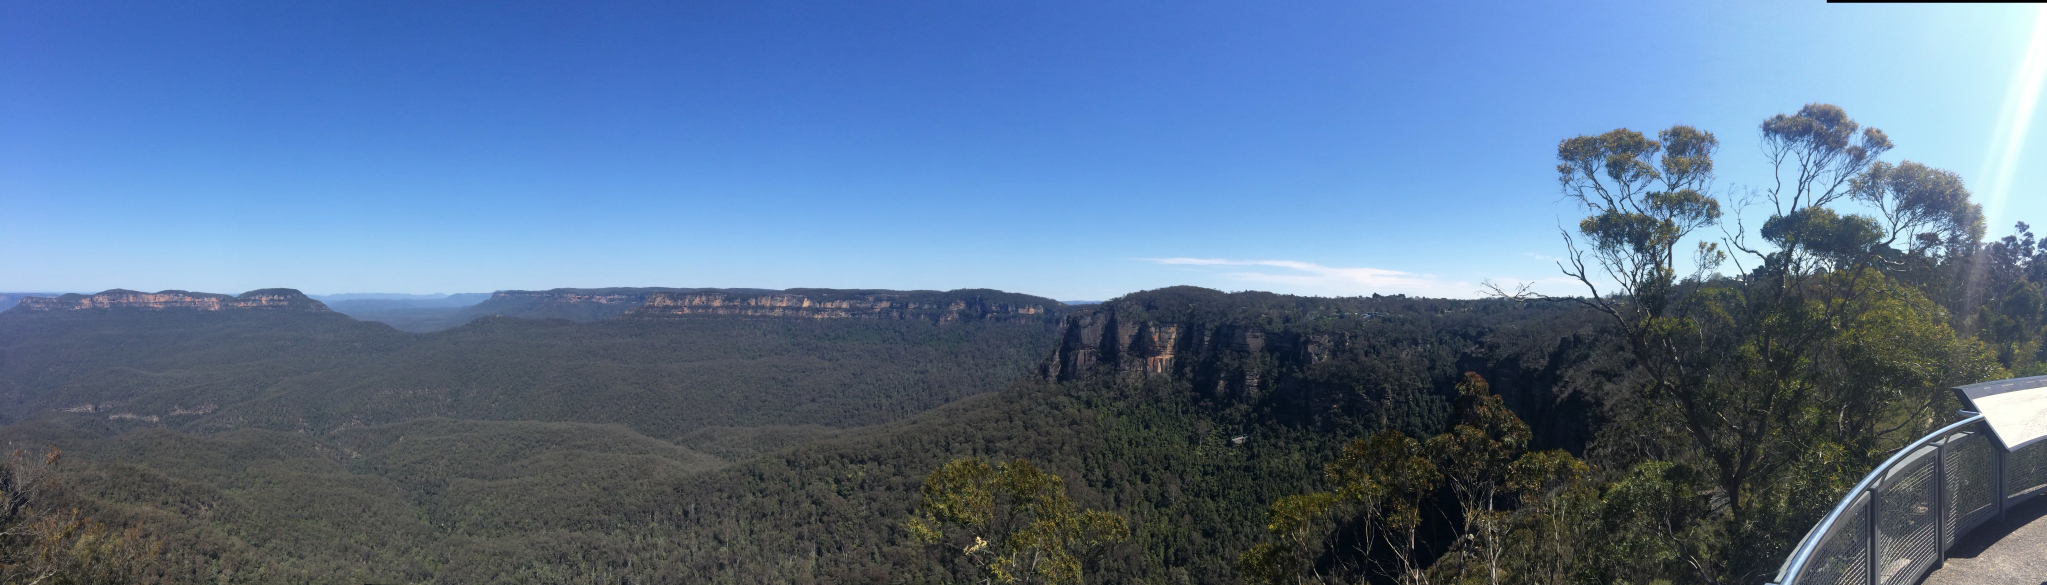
[626, 289, 1056, 322]
[1039, 295, 1358, 401]
[13, 289, 332, 312]
[1036, 286, 1608, 447]
[1035, 286, 1466, 434]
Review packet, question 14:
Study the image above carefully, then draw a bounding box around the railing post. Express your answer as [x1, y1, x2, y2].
[1935, 439, 1947, 567]
[1997, 434, 2008, 525]
[1868, 485, 1880, 585]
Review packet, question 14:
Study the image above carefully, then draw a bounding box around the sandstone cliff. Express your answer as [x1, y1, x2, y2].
[1034, 286, 1607, 446]
[13, 289, 332, 312]
[1038, 289, 1359, 402]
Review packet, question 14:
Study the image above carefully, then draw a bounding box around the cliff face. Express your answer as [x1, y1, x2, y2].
[1035, 287, 1609, 449]
[1039, 299, 1353, 402]
[626, 290, 1053, 322]
[1034, 287, 1453, 435]
[14, 289, 331, 312]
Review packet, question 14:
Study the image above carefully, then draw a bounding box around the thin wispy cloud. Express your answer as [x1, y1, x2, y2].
[1142, 258, 1476, 298]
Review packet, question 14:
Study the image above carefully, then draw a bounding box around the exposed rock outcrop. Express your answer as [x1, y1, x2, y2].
[1035, 286, 1607, 450]
[1040, 303, 1350, 397]
[13, 289, 331, 312]
[1034, 287, 1412, 432]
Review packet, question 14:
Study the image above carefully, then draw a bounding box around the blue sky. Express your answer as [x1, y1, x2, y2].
[5, 0, 2045, 301]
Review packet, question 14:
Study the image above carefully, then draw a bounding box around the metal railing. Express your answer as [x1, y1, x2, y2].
[1769, 412, 2047, 585]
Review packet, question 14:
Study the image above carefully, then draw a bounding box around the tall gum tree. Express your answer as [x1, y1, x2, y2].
[1510, 104, 2002, 581]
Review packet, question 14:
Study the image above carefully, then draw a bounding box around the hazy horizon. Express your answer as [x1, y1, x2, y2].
[3, 287, 1230, 304]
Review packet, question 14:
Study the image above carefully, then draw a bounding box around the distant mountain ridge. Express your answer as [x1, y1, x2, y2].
[440, 286, 1066, 329]
[311, 293, 490, 303]
[317, 294, 492, 332]
[2, 286, 1069, 332]
[13, 289, 331, 312]
[449, 287, 724, 323]
[0, 293, 71, 309]
[627, 288, 1057, 322]
[0, 284, 1077, 434]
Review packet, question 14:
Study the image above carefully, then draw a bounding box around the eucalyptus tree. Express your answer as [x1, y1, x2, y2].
[907, 458, 1129, 585]
[1524, 104, 2000, 580]
[1238, 374, 1590, 585]
[1977, 223, 2047, 373]
[0, 447, 160, 584]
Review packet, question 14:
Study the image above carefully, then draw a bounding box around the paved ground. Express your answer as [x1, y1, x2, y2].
[1920, 495, 2047, 585]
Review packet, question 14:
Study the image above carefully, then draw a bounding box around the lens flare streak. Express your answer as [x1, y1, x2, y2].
[1982, 7, 2047, 223]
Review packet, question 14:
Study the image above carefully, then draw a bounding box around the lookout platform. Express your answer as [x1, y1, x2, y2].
[1919, 494, 2047, 585]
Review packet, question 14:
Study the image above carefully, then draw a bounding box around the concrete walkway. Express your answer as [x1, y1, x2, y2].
[1920, 495, 2047, 585]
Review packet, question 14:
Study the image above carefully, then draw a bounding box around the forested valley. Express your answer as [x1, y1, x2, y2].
[4, 104, 2047, 585]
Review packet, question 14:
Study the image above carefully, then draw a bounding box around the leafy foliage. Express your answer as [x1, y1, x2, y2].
[907, 458, 1129, 584]
[1238, 373, 1591, 585]
[1510, 103, 2011, 583]
[1, 447, 161, 584]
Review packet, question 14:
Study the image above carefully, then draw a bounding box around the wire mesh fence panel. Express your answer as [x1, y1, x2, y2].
[1770, 414, 2040, 585]
[2009, 440, 2047, 498]
[1946, 429, 1998, 545]
[1877, 450, 1939, 585]
[1793, 491, 1871, 585]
